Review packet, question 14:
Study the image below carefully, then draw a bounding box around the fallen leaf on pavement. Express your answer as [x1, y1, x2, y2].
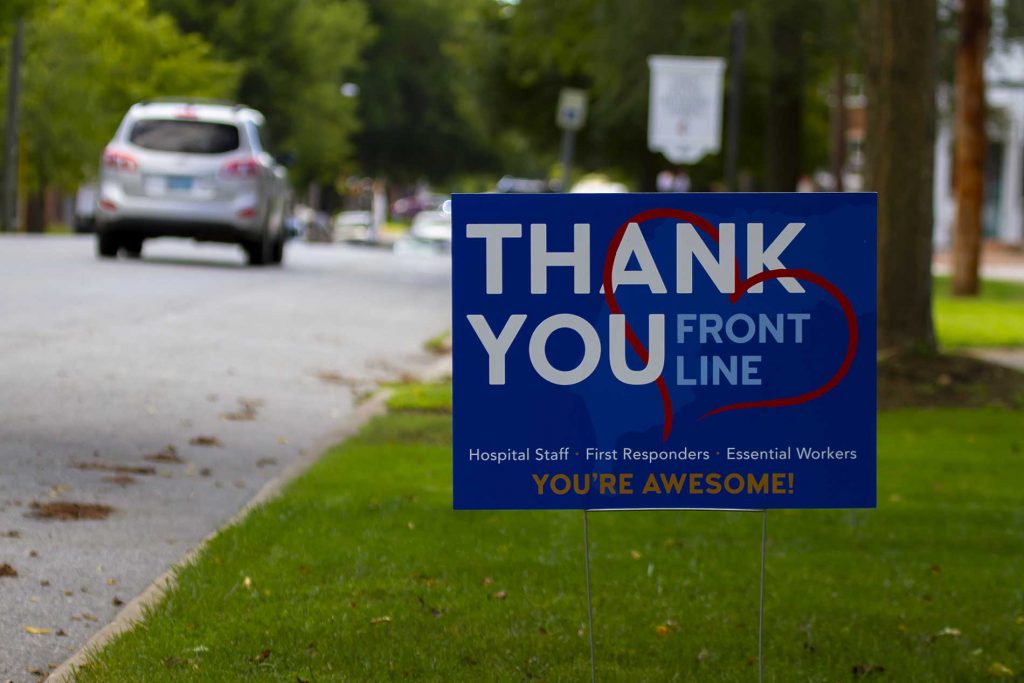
[314, 370, 354, 386]
[221, 398, 262, 421]
[144, 445, 185, 464]
[190, 436, 223, 447]
[0, 563, 17, 577]
[47, 484, 72, 498]
[2, 530, 21, 538]
[102, 475, 136, 486]
[256, 458, 277, 468]
[112, 597, 124, 607]
[73, 462, 155, 476]
[24, 626, 51, 635]
[27, 502, 114, 521]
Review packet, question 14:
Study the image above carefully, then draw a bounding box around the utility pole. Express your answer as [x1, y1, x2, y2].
[724, 11, 745, 192]
[2, 17, 24, 232]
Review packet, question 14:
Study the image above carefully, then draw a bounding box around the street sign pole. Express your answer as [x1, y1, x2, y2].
[555, 88, 587, 192]
[725, 12, 746, 191]
[2, 17, 24, 232]
[559, 128, 576, 192]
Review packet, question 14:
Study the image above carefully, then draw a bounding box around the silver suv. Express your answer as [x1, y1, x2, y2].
[95, 99, 289, 265]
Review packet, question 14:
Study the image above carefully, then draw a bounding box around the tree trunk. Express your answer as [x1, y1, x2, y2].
[863, 0, 937, 353]
[25, 188, 45, 233]
[765, 1, 804, 192]
[951, 0, 988, 296]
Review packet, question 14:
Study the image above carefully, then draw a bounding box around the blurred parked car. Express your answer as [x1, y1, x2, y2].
[496, 176, 552, 193]
[74, 183, 97, 233]
[95, 98, 289, 265]
[394, 208, 452, 255]
[391, 193, 449, 221]
[409, 210, 452, 242]
[569, 176, 628, 193]
[332, 210, 372, 242]
[293, 205, 333, 243]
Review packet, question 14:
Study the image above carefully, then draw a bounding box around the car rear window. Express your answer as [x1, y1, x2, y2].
[129, 119, 240, 154]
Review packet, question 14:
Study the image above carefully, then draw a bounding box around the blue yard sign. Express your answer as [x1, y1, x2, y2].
[452, 193, 876, 510]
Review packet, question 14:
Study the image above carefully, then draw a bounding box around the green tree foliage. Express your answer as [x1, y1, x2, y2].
[152, 0, 372, 187]
[7, 0, 235, 191]
[351, 0, 499, 183]
[491, 0, 852, 190]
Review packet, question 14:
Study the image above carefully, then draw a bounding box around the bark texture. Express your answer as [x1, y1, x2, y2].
[951, 0, 989, 296]
[862, 0, 938, 353]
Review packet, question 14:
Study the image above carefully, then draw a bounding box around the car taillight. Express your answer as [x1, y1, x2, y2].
[102, 149, 138, 172]
[220, 158, 261, 179]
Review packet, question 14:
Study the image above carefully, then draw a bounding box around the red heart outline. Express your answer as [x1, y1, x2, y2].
[602, 209, 858, 440]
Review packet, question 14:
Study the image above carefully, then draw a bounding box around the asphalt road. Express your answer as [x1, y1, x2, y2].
[0, 235, 451, 682]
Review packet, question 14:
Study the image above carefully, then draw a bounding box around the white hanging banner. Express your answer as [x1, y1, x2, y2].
[647, 55, 726, 164]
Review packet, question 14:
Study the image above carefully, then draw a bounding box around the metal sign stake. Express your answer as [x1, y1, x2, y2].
[758, 509, 767, 683]
[583, 509, 597, 683]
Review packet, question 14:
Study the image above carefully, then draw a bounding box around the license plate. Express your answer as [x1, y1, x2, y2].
[167, 176, 194, 191]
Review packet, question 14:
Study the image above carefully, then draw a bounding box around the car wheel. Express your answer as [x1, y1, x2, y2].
[244, 231, 271, 266]
[97, 233, 119, 258]
[269, 232, 284, 265]
[124, 238, 143, 259]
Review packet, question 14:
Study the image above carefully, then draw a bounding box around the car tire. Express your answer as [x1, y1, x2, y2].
[97, 233, 119, 258]
[244, 231, 271, 266]
[269, 232, 284, 265]
[124, 238, 143, 259]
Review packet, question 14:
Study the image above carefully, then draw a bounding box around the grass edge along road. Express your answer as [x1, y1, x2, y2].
[74, 381, 1023, 682]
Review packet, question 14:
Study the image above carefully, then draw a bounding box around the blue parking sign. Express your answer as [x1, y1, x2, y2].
[452, 193, 876, 510]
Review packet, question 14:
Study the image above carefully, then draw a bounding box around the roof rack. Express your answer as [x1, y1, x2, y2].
[137, 97, 251, 109]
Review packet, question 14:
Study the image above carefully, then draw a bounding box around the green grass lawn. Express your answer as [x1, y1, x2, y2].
[934, 276, 1024, 348]
[76, 384, 1024, 682]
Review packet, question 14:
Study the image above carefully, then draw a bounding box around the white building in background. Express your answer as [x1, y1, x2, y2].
[934, 42, 1024, 249]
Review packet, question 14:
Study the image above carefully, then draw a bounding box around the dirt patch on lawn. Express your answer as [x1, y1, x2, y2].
[27, 502, 115, 521]
[879, 353, 1024, 410]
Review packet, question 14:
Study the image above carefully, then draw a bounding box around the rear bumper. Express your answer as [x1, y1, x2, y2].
[96, 217, 256, 244]
[95, 180, 266, 241]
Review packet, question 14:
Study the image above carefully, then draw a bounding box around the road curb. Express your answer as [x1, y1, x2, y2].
[48, 352, 452, 682]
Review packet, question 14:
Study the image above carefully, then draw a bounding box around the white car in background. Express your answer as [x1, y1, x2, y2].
[332, 210, 372, 242]
[95, 99, 289, 265]
[408, 209, 452, 243]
